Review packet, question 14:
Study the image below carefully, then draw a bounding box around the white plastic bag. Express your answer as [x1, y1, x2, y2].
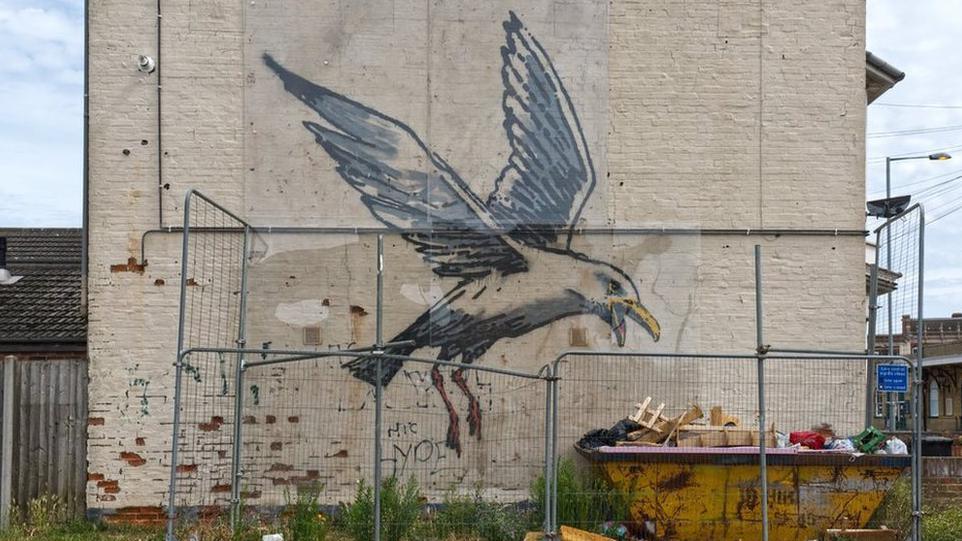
[883, 437, 908, 455]
[775, 431, 789, 448]
[827, 438, 856, 451]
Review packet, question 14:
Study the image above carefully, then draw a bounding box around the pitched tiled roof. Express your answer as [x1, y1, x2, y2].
[0, 229, 85, 345]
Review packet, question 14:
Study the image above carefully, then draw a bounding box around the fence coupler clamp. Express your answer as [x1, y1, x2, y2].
[756, 344, 771, 355]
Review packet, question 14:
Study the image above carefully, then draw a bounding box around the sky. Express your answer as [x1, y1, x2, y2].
[0, 0, 84, 227]
[866, 0, 962, 318]
[0, 0, 960, 315]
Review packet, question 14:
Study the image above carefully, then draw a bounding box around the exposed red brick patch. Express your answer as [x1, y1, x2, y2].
[98, 479, 120, 494]
[198, 416, 224, 432]
[88, 417, 105, 426]
[102, 506, 166, 526]
[288, 416, 299, 423]
[322, 298, 330, 306]
[270, 442, 282, 451]
[186, 278, 199, 286]
[119, 452, 146, 467]
[153, 278, 165, 286]
[243, 415, 257, 424]
[272, 478, 289, 486]
[135, 437, 146, 446]
[350, 305, 368, 316]
[240, 490, 262, 499]
[88, 473, 105, 481]
[327, 449, 348, 458]
[176, 464, 198, 473]
[266, 415, 276, 424]
[268, 463, 294, 472]
[211, 483, 231, 493]
[110, 257, 146, 274]
[217, 450, 227, 459]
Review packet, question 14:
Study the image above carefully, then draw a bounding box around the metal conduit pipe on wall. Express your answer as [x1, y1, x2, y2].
[138, 226, 868, 266]
[155, 0, 164, 227]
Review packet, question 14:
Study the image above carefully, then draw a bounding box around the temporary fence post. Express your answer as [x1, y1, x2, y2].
[542, 374, 553, 536]
[912, 212, 926, 541]
[166, 191, 194, 541]
[882, 230, 898, 432]
[866, 263, 879, 429]
[373, 235, 384, 541]
[229, 226, 250, 530]
[551, 360, 559, 535]
[754, 245, 769, 541]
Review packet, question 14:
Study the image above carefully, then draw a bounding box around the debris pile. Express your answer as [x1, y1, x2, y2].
[576, 398, 907, 455]
[577, 398, 775, 449]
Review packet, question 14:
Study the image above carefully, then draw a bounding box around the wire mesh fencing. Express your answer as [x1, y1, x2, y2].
[549, 352, 917, 541]
[237, 354, 375, 508]
[163, 191, 923, 541]
[870, 205, 923, 431]
[169, 346, 554, 540]
[166, 191, 252, 534]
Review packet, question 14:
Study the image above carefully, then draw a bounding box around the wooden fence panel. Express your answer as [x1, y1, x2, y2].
[0, 356, 88, 525]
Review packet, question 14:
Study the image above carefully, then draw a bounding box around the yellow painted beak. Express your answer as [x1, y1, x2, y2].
[608, 297, 661, 346]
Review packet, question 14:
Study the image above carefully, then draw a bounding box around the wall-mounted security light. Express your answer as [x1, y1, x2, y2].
[137, 55, 156, 74]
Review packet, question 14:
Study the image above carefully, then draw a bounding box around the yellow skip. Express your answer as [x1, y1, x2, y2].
[523, 526, 615, 541]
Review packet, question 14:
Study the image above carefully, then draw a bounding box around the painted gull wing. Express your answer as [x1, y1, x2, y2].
[264, 54, 527, 280]
[487, 12, 597, 250]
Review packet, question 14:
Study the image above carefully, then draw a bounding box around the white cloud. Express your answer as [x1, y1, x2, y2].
[0, 1, 83, 227]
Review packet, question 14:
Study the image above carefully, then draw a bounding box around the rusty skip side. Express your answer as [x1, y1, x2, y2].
[581, 447, 908, 541]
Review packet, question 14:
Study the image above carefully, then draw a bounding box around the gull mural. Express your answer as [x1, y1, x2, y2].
[264, 12, 661, 455]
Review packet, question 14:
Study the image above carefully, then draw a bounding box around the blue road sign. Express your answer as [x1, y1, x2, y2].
[877, 364, 909, 393]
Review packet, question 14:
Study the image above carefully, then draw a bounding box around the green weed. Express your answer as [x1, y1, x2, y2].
[530, 457, 629, 533]
[338, 477, 421, 541]
[420, 487, 532, 541]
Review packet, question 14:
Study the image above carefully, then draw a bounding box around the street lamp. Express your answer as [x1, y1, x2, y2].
[867, 153, 953, 218]
[880, 152, 951, 431]
[886, 153, 953, 204]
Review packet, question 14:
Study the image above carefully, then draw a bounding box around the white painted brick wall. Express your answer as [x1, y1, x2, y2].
[87, 0, 867, 510]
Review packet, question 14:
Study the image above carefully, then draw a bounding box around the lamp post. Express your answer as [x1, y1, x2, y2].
[883, 152, 951, 430]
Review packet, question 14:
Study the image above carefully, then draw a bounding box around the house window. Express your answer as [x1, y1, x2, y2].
[946, 396, 954, 417]
[929, 380, 940, 418]
[875, 390, 885, 418]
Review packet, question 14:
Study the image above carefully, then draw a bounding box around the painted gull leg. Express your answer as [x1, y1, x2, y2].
[431, 364, 462, 456]
[451, 368, 482, 440]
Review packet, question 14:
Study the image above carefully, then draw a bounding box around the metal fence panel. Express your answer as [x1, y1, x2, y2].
[165, 192, 924, 541]
[551, 352, 917, 541]
[166, 191, 249, 538]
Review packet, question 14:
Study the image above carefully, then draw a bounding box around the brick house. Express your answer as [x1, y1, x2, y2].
[85, 0, 904, 515]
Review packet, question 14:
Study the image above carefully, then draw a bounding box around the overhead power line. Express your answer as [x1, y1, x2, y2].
[867, 143, 962, 163]
[868, 124, 962, 139]
[929, 205, 962, 225]
[866, 167, 962, 198]
[874, 103, 962, 110]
